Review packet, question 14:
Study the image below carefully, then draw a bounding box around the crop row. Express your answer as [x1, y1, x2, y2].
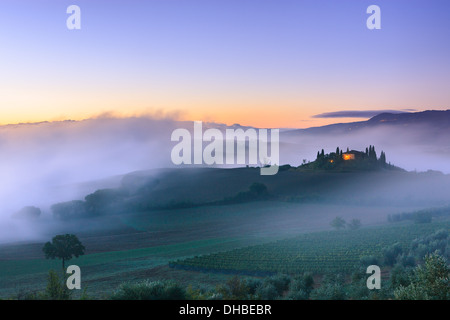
[170, 221, 450, 275]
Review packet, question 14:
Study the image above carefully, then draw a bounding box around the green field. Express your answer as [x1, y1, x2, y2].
[171, 220, 450, 275]
[1, 217, 448, 299]
[1, 188, 449, 300]
[0, 236, 271, 299]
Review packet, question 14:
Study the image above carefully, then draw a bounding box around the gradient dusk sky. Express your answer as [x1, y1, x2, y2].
[1, 0, 449, 128]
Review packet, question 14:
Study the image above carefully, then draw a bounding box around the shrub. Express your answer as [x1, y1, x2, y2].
[264, 274, 291, 296]
[359, 255, 379, 267]
[286, 288, 309, 300]
[347, 278, 370, 300]
[255, 283, 279, 300]
[398, 255, 416, 268]
[310, 274, 347, 300]
[43, 270, 71, 300]
[383, 243, 403, 266]
[111, 280, 186, 300]
[287, 274, 314, 300]
[394, 252, 450, 300]
[243, 278, 263, 296]
[310, 282, 347, 300]
[410, 229, 449, 260]
[413, 211, 432, 224]
[389, 265, 414, 290]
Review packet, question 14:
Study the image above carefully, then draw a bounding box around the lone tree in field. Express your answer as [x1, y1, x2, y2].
[331, 217, 346, 230]
[347, 219, 362, 230]
[43, 234, 85, 270]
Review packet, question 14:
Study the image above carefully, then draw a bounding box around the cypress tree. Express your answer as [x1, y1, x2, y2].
[379, 151, 386, 165]
[368, 145, 375, 160]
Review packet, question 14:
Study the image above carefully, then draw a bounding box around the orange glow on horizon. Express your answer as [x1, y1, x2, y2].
[0, 95, 396, 129]
[0, 109, 378, 130]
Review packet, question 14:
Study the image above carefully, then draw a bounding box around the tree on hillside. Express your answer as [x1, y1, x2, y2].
[347, 219, 362, 230]
[84, 188, 128, 216]
[383, 242, 403, 266]
[249, 182, 268, 197]
[379, 151, 387, 165]
[11, 206, 41, 220]
[368, 145, 377, 160]
[331, 217, 346, 230]
[413, 211, 432, 224]
[51, 200, 87, 221]
[43, 234, 85, 270]
[394, 252, 450, 300]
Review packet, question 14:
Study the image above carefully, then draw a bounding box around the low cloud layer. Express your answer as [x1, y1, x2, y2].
[1, 114, 449, 242]
[312, 109, 416, 118]
[0, 116, 180, 223]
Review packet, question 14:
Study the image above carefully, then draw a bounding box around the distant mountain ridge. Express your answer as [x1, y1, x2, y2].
[368, 110, 450, 127]
[2, 110, 449, 133]
[286, 110, 450, 135]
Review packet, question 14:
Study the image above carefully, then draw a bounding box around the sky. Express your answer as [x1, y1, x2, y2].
[1, 0, 450, 128]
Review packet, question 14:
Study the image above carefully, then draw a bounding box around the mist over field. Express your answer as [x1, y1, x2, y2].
[1, 111, 450, 243]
